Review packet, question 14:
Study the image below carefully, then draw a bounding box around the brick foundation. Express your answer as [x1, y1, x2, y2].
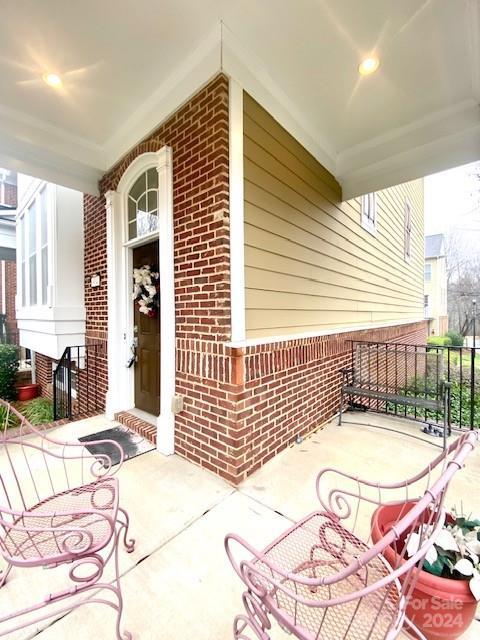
[34, 352, 53, 398]
[231, 321, 428, 480]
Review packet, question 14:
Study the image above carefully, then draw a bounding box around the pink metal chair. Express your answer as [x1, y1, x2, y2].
[0, 399, 135, 638]
[225, 431, 477, 640]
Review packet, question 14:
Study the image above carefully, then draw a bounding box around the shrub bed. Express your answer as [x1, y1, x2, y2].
[0, 344, 19, 400]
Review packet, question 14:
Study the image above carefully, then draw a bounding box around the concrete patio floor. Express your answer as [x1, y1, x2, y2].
[1, 411, 479, 639]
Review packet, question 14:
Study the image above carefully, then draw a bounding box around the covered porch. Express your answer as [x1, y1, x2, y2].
[2, 411, 479, 639]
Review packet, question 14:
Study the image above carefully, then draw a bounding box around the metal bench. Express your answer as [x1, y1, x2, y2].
[338, 341, 451, 446]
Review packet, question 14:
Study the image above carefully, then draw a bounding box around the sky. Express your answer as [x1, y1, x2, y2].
[424, 161, 480, 237]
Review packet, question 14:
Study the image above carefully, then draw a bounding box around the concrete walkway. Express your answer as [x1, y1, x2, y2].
[1, 412, 479, 639]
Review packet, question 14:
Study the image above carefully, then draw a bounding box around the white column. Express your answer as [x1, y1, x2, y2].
[229, 78, 246, 342]
[105, 189, 125, 418]
[155, 146, 175, 455]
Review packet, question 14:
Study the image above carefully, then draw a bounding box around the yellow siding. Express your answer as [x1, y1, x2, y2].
[243, 93, 425, 338]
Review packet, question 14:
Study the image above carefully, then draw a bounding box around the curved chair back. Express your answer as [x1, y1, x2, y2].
[0, 399, 123, 567]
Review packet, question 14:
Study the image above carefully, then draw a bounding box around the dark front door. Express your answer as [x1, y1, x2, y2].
[133, 241, 160, 415]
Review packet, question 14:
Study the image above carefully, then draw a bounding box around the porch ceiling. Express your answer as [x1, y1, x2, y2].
[0, 0, 478, 196]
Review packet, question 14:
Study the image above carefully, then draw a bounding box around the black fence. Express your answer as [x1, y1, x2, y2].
[53, 344, 103, 421]
[347, 341, 479, 430]
[0, 328, 19, 345]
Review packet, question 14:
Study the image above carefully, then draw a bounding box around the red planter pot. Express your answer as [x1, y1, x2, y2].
[17, 383, 40, 401]
[371, 502, 477, 640]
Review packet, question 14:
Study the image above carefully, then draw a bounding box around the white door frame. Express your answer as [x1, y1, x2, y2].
[105, 147, 175, 455]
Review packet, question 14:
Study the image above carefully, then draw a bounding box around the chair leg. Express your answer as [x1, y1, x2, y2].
[233, 591, 271, 640]
[117, 506, 135, 553]
[234, 615, 270, 640]
[0, 563, 12, 589]
[112, 519, 132, 640]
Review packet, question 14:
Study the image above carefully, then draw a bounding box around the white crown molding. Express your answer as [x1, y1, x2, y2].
[0, 128, 102, 196]
[341, 121, 480, 200]
[102, 28, 221, 170]
[338, 98, 480, 197]
[337, 98, 479, 169]
[220, 24, 338, 177]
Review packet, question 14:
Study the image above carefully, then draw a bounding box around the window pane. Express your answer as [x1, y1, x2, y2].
[129, 173, 146, 201]
[41, 246, 48, 304]
[147, 189, 157, 213]
[21, 262, 26, 306]
[29, 255, 37, 305]
[28, 202, 36, 255]
[40, 188, 48, 245]
[146, 167, 158, 190]
[128, 219, 136, 241]
[138, 193, 147, 213]
[361, 193, 376, 228]
[137, 211, 158, 236]
[128, 197, 136, 222]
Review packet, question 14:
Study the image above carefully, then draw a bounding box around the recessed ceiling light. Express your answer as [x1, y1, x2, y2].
[358, 57, 380, 76]
[42, 72, 62, 88]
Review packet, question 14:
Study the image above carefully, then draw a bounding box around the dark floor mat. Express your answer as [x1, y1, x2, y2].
[79, 426, 155, 467]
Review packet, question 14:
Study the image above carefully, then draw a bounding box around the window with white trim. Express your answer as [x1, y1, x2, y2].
[361, 192, 377, 233]
[404, 199, 412, 261]
[127, 168, 159, 240]
[18, 186, 50, 308]
[424, 263, 432, 282]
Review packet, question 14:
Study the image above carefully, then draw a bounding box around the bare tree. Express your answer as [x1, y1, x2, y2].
[447, 250, 480, 335]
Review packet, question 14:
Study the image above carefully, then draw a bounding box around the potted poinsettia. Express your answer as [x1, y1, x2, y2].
[406, 509, 480, 600]
[372, 503, 479, 640]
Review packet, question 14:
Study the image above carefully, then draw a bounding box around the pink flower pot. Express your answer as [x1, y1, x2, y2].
[371, 502, 477, 640]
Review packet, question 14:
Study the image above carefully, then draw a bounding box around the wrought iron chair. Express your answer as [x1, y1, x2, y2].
[0, 399, 135, 638]
[226, 431, 477, 640]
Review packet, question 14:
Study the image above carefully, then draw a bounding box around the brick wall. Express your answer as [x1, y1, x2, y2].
[0, 260, 17, 338]
[1, 182, 17, 208]
[35, 352, 53, 398]
[4, 261, 17, 335]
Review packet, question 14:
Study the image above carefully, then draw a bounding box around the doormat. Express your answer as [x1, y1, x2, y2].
[79, 426, 155, 467]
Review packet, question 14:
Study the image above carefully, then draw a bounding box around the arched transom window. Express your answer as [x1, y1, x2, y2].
[127, 167, 158, 240]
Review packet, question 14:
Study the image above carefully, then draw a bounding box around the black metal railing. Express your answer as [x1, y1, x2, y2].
[53, 344, 102, 421]
[348, 341, 479, 430]
[0, 325, 19, 345]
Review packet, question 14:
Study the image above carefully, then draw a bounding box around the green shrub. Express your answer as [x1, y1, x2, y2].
[445, 330, 464, 347]
[0, 344, 19, 400]
[427, 335, 451, 347]
[19, 397, 54, 425]
[0, 404, 19, 430]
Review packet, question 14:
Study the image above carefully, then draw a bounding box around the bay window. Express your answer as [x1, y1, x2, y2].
[18, 186, 49, 308]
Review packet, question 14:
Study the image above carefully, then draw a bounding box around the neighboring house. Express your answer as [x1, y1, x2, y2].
[424, 234, 448, 336]
[0, 168, 18, 342]
[15, 175, 85, 393]
[15, 77, 427, 484]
